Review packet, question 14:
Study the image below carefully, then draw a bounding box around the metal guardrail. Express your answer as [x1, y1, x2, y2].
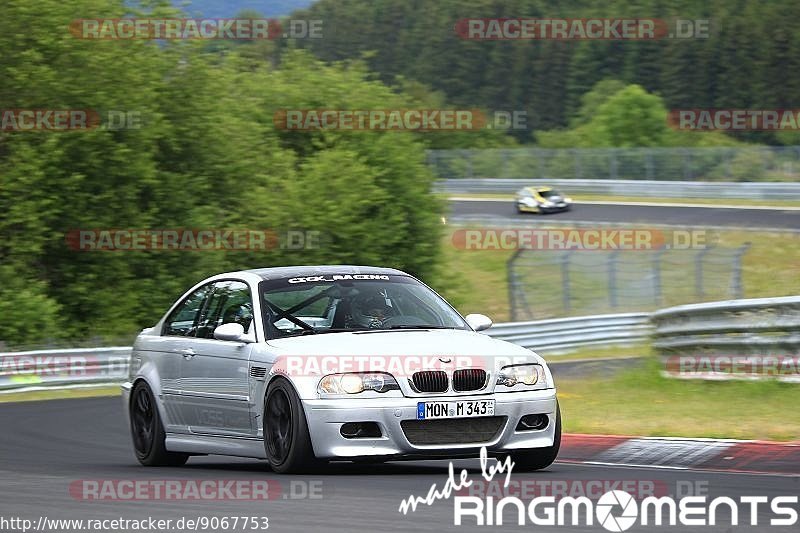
[2, 297, 797, 391]
[0, 347, 130, 392]
[652, 296, 800, 381]
[0, 315, 651, 392]
[652, 295, 800, 351]
[483, 313, 652, 352]
[437, 178, 800, 200]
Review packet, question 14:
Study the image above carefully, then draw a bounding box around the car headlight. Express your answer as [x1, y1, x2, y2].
[318, 372, 400, 395]
[496, 364, 547, 389]
[520, 197, 536, 205]
[541, 201, 554, 207]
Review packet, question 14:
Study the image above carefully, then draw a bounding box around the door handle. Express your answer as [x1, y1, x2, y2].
[179, 348, 196, 359]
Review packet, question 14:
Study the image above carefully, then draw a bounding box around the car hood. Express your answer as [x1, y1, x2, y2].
[263, 328, 542, 363]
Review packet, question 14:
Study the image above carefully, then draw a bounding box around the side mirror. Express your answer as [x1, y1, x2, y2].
[213, 322, 253, 342]
[465, 313, 493, 332]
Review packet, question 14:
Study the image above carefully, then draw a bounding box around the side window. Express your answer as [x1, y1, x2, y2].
[195, 280, 253, 340]
[163, 284, 213, 337]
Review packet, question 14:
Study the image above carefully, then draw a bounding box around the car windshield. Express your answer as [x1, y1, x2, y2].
[539, 190, 561, 198]
[259, 274, 468, 338]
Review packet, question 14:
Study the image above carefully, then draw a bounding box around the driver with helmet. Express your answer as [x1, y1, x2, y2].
[347, 289, 396, 328]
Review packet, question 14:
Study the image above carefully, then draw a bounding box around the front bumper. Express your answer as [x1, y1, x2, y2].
[540, 203, 570, 213]
[517, 202, 570, 213]
[303, 389, 558, 459]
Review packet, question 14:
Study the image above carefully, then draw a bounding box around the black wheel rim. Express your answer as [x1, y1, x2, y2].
[265, 388, 293, 464]
[131, 387, 156, 456]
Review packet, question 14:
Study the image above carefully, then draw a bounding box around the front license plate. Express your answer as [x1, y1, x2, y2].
[416, 400, 495, 420]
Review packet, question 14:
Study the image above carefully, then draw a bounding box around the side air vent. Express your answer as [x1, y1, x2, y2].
[250, 366, 267, 380]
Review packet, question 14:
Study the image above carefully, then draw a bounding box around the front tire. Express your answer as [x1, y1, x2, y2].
[508, 404, 561, 471]
[129, 381, 188, 467]
[263, 378, 322, 474]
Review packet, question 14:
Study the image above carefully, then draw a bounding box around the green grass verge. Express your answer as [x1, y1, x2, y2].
[0, 385, 121, 404]
[557, 359, 800, 441]
[439, 230, 800, 322]
[537, 344, 650, 361]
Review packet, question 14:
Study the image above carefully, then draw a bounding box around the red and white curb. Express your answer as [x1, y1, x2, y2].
[559, 434, 800, 475]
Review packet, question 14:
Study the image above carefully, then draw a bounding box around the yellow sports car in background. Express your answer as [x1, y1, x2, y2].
[515, 187, 572, 214]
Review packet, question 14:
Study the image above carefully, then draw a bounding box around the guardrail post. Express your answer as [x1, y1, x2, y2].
[731, 242, 751, 299]
[652, 247, 667, 306]
[608, 250, 620, 308]
[695, 246, 714, 300]
[561, 251, 573, 314]
[507, 249, 523, 321]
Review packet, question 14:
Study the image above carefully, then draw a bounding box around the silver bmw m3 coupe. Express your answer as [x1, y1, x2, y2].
[123, 266, 560, 473]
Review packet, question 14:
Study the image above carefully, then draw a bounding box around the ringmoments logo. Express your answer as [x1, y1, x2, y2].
[595, 490, 638, 532]
[398, 448, 800, 529]
[452, 490, 799, 528]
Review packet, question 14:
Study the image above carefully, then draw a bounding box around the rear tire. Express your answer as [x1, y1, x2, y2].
[129, 381, 189, 467]
[508, 404, 561, 471]
[263, 378, 322, 474]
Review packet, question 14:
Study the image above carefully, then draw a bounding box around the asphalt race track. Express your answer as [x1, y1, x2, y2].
[449, 200, 800, 230]
[1, 397, 798, 533]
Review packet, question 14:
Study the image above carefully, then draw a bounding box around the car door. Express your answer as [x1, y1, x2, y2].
[157, 283, 214, 432]
[177, 280, 256, 437]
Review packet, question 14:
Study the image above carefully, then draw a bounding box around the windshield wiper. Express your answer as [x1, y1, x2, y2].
[385, 325, 457, 330]
[281, 329, 319, 337]
[280, 327, 373, 336]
